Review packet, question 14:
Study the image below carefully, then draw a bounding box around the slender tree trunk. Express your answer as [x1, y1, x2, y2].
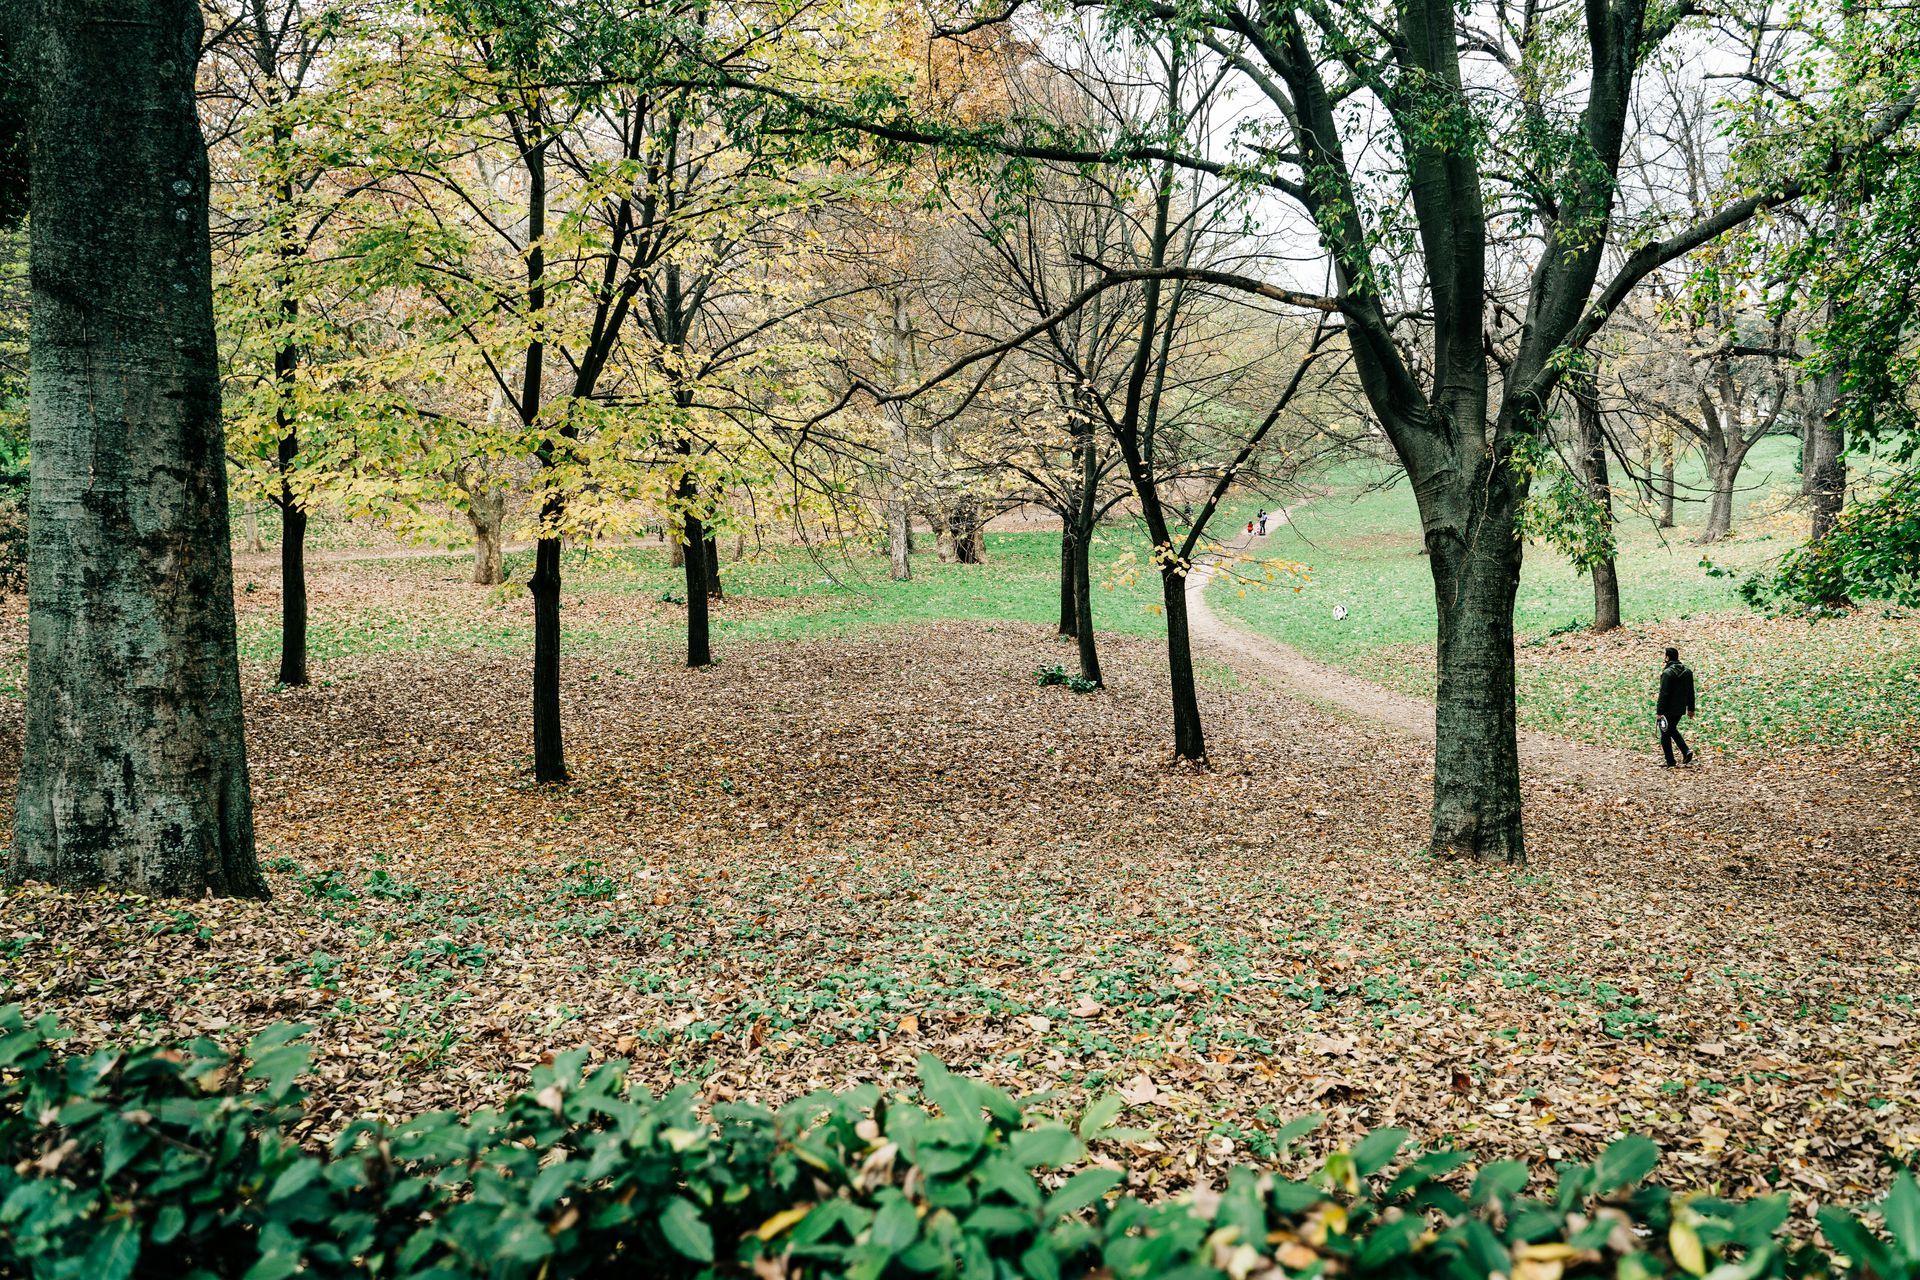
[1057, 528, 1077, 637]
[668, 536, 685, 569]
[1073, 525, 1102, 688]
[528, 532, 566, 781]
[1659, 449, 1677, 528]
[1424, 478, 1525, 862]
[1572, 375, 1621, 632]
[519, 128, 564, 784]
[883, 294, 915, 582]
[271, 123, 307, 688]
[243, 502, 264, 553]
[679, 468, 711, 667]
[276, 413, 308, 686]
[935, 515, 957, 563]
[11, 0, 264, 897]
[704, 535, 722, 599]
[1160, 567, 1204, 761]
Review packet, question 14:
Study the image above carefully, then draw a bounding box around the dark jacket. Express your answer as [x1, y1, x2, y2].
[1657, 661, 1696, 720]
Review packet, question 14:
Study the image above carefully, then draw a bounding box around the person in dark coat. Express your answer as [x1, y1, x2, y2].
[1657, 646, 1696, 767]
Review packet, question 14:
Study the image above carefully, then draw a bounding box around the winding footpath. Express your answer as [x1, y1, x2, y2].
[1186, 517, 1653, 791]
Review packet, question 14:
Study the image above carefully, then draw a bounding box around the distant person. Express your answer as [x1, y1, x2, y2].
[1656, 646, 1696, 768]
[1257, 509, 1269, 535]
[1246, 520, 1255, 536]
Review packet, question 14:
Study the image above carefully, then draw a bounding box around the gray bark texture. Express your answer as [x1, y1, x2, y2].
[11, 0, 265, 897]
[1572, 375, 1622, 632]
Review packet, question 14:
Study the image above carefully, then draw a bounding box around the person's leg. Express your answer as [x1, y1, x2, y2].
[1659, 718, 1677, 766]
[1671, 721, 1692, 764]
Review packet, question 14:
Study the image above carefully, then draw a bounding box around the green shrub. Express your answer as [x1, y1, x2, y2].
[2, 1004, 1917, 1279]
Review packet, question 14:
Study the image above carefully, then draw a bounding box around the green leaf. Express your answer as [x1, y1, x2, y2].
[1593, 1136, 1660, 1193]
[1472, 1160, 1529, 1206]
[1011, 1125, 1083, 1170]
[871, 1189, 920, 1253]
[1886, 1172, 1920, 1264]
[1044, 1168, 1122, 1219]
[1077, 1092, 1124, 1140]
[80, 1216, 139, 1280]
[660, 1197, 715, 1263]
[1352, 1127, 1408, 1176]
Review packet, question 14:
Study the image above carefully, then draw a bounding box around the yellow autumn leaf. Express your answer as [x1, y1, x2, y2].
[756, 1204, 814, 1241]
[1669, 1220, 1707, 1276]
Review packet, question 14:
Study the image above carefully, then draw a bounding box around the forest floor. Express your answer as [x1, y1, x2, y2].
[1, 540, 1916, 1216]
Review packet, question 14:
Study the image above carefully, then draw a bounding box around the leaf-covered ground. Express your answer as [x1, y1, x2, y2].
[1, 552, 1916, 1223]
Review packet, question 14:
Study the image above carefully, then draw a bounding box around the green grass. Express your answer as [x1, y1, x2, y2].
[234, 529, 1175, 670]
[1212, 437, 1920, 755]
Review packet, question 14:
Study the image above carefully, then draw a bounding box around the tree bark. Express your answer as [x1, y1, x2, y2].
[704, 534, 722, 599]
[468, 489, 505, 586]
[1073, 526, 1103, 688]
[1057, 528, 1077, 637]
[1805, 370, 1847, 541]
[883, 294, 914, 581]
[1701, 454, 1738, 543]
[11, 0, 265, 897]
[270, 117, 307, 687]
[1425, 484, 1525, 863]
[682, 515, 711, 667]
[1659, 449, 1677, 528]
[1160, 567, 1204, 761]
[1572, 374, 1621, 632]
[519, 125, 564, 784]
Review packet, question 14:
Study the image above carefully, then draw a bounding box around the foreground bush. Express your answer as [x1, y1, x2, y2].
[1, 1006, 1916, 1280]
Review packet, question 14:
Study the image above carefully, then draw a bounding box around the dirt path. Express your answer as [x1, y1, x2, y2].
[1186, 520, 1655, 791]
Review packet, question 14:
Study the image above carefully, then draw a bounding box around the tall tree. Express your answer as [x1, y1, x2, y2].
[10, 0, 264, 897]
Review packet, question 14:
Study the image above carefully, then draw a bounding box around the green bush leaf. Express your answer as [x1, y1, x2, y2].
[660, 1196, 715, 1263]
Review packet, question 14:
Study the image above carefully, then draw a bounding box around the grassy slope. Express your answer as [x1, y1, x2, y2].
[1213, 437, 1920, 755]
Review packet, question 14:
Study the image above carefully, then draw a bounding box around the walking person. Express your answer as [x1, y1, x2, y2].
[1257, 508, 1269, 536]
[1657, 646, 1696, 768]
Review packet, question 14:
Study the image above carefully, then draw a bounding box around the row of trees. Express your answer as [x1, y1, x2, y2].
[4, 0, 1915, 894]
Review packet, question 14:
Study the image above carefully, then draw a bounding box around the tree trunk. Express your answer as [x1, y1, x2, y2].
[1074, 526, 1103, 688]
[683, 513, 712, 668]
[11, 0, 265, 897]
[1572, 375, 1621, 633]
[704, 535, 722, 599]
[243, 502, 264, 553]
[1057, 528, 1077, 637]
[947, 496, 986, 564]
[1701, 455, 1736, 543]
[468, 491, 505, 586]
[1160, 566, 1204, 761]
[1658, 449, 1676, 528]
[529, 533, 566, 781]
[276, 426, 308, 686]
[934, 512, 957, 563]
[668, 535, 685, 569]
[1805, 374, 1847, 541]
[1425, 485, 1525, 863]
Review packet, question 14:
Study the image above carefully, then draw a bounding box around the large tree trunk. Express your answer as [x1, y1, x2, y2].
[11, 0, 265, 897]
[1701, 452, 1738, 543]
[704, 534, 722, 599]
[948, 496, 987, 564]
[1159, 565, 1204, 761]
[1073, 526, 1103, 688]
[1424, 483, 1526, 863]
[1804, 371, 1847, 541]
[1572, 375, 1621, 632]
